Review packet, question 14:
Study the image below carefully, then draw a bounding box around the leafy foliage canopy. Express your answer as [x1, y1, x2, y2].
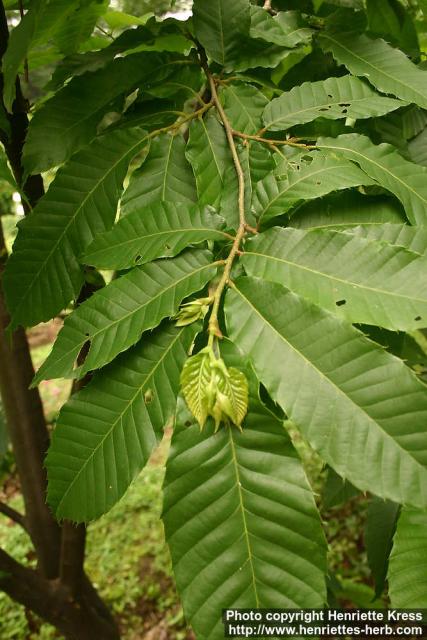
[2, 0, 427, 634]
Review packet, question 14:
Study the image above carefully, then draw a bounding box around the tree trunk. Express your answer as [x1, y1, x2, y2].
[0, 3, 121, 638]
[0, 224, 62, 578]
[0, 549, 120, 640]
[0, 220, 121, 640]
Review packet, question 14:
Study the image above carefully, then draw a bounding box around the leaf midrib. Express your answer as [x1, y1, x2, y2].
[86, 226, 229, 262]
[251, 8, 310, 45]
[34, 59, 193, 141]
[320, 140, 427, 213]
[55, 327, 186, 515]
[226, 85, 261, 132]
[201, 118, 225, 181]
[41, 260, 216, 379]
[162, 135, 175, 201]
[246, 248, 427, 307]
[12, 131, 149, 322]
[265, 86, 402, 128]
[258, 161, 370, 224]
[233, 284, 427, 486]
[228, 428, 260, 607]
[321, 33, 427, 107]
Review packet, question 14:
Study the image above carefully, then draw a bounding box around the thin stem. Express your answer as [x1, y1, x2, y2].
[96, 25, 115, 41]
[148, 100, 213, 142]
[232, 129, 316, 150]
[0, 3, 61, 579]
[208, 228, 246, 347]
[0, 502, 28, 531]
[202, 66, 247, 344]
[208, 78, 245, 229]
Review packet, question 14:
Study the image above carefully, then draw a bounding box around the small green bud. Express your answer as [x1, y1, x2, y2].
[174, 296, 213, 327]
[180, 346, 249, 432]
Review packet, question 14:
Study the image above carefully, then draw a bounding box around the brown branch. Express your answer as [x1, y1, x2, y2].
[0, 3, 43, 203]
[197, 50, 248, 343]
[0, 1, 61, 579]
[60, 522, 86, 597]
[0, 547, 119, 639]
[0, 501, 28, 531]
[0, 227, 61, 578]
[0, 6, 119, 637]
[232, 128, 317, 150]
[58, 288, 96, 597]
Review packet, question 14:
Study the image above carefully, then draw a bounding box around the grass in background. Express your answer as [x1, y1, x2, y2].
[0, 313, 380, 638]
[0, 438, 192, 639]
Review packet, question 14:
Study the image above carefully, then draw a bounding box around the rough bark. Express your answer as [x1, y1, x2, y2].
[0, 3, 120, 638]
[0, 549, 120, 640]
[0, 224, 62, 578]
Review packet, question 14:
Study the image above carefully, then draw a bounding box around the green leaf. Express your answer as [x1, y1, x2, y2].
[0, 104, 10, 137]
[322, 467, 359, 509]
[225, 277, 427, 508]
[46, 322, 198, 522]
[373, 105, 427, 153]
[220, 143, 254, 230]
[179, 349, 212, 428]
[342, 223, 427, 256]
[366, 0, 419, 58]
[388, 508, 427, 607]
[102, 10, 152, 29]
[4, 0, 110, 108]
[408, 128, 427, 167]
[232, 39, 301, 73]
[121, 133, 197, 216]
[319, 31, 427, 109]
[215, 365, 248, 428]
[185, 113, 233, 208]
[221, 83, 268, 135]
[334, 578, 384, 609]
[253, 153, 374, 226]
[242, 227, 427, 331]
[2, 0, 43, 112]
[144, 64, 202, 101]
[47, 24, 158, 90]
[291, 191, 406, 230]
[249, 6, 313, 48]
[263, 76, 404, 131]
[117, 99, 179, 134]
[192, 0, 251, 67]
[33, 250, 216, 384]
[53, 0, 108, 55]
[366, 0, 401, 42]
[319, 134, 427, 226]
[2, 0, 86, 111]
[180, 347, 248, 430]
[365, 498, 400, 598]
[4, 126, 149, 329]
[83, 203, 229, 270]
[22, 52, 175, 174]
[163, 396, 326, 636]
[0, 151, 18, 190]
[248, 141, 275, 183]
